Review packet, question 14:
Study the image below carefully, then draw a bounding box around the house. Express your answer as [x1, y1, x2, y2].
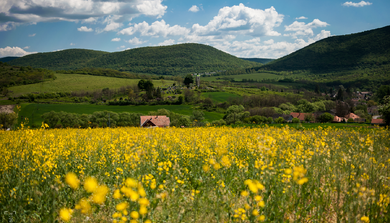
[140, 116, 170, 128]
[290, 112, 314, 122]
[333, 116, 345, 123]
[371, 119, 385, 125]
[345, 113, 360, 121]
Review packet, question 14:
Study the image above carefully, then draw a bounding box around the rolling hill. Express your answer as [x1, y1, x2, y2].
[0, 57, 19, 62]
[264, 25, 390, 72]
[9, 43, 258, 75]
[240, 58, 274, 64]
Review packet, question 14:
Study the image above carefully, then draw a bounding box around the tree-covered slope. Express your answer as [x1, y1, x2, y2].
[240, 58, 274, 64]
[9, 43, 257, 75]
[264, 25, 390, 72]
[0, 57, 19, 62]
[9, 49, 109, 70]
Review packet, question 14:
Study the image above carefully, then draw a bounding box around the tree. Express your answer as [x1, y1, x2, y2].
[0, 112, 17, 130]
[378, 95, 390, 126]
[183, 89, 195, 102]
[304, 114, 315, 123]
[315, 84, 320, 94]
[224, 105, 250, 125]
[190, 110, 205, 126]
[317, 112, 334, 123]
[377, 85, 390, 104]
[183, 74, 194, 88]
[41, 111, 61, 128]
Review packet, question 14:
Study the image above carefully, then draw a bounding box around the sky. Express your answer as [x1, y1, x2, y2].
[0, 0, 389, 59]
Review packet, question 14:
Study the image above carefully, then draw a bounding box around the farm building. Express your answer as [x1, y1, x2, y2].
[140, 116, 170, 128]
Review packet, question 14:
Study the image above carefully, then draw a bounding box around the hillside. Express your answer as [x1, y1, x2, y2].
[264, 25, 390, 72]
[9, 43, 258, 75]
[9, 49, 109, 70]
[240, 58, 274, 64]
[0, 57, 19, 62]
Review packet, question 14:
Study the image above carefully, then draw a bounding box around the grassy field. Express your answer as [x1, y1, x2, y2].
[201, 92, 241, 102]
[1, 126, 389, 222]
[19, 103, 224, 126]
[202, 72, 281, 82]
[7, 73, 174, 97]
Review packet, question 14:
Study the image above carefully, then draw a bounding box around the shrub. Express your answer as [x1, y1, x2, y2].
[317, 113, 334, 123]
[292, 118, 300, 123]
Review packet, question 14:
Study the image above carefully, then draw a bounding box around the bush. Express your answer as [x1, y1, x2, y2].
[274, 117, 285, 123]
[211, 119, 226, 126]
[347, 118, 354, 123]
[292, 118, 300, 123]
[317, 112, 334, 123]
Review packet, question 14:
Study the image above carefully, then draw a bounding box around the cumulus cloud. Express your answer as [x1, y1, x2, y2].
[23, 46, 30, 49]
[0, 46, 37, 57]
[189, 5, 199, 13]
[191, 4, 283, 37]
[111, 38, 121, 42]
[342, 1, 372, 7]
[296, 16, 308, 20]
[77, 26, 93, 32]
[127, 37, 147, 45]
[158, 39, 175, 46]
[70, 43, 75, 46]
[28, 33, 36, 37]
[284, 19, 329, 38]
[0, 0, 167, 31]
[119, 20, 190, 37]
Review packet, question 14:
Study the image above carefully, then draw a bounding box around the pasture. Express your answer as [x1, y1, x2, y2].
[1, 126, 389, 222]
[202, 72, 281, 82]
[201, 92, 241, 102]
[7, 73, 174, 97]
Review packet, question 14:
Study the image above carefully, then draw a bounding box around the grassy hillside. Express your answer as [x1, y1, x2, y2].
[10, 43, 257, 75]
[9, 49, 109, 70]
[8, 73, 173, 97]
[264, 25, 390, 72]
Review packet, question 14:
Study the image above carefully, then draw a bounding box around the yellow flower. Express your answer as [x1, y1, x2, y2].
[130, 211, 139, 219]
[65, 173, 79, 189]
[361, 216, 369, 223]
[241, 190, 249, 197]
[125, 178, 138, 188]
[113, 189, 122, 199]
[202, 165, 210, 172]
[75, 198, 91, 214]
[59, 208, 72, 222]
[258, 215, 265, 222]
[116, 202, 128, 211]
[252, 209, 259, 216]
[91, 185, 109, 204]
[139, 198, 150, 206]
[84, 177, 98, 193]
[139, 205, 148, 215]
[297, 177, 308, 185]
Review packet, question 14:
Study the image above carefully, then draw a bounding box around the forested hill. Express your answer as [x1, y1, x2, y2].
[9, 43, 258, 75]
[264, 25, 390, 72]
[9, 49, 109, 71]
[240, 58, 274, 64]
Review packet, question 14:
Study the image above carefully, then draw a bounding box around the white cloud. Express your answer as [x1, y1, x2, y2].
[296, 16, 308, 20]
[77, 26, 93, 32]
[23, 46, 30, 49]
[70, 43, 75, 46]
[0, 0, 167, 31]
[111, 38, 121, 42]
[119, 20, 190, 37]
[343, 1, 372, 7]
[191, 4, 283, 37]
[127, 37, 147, 45]
[284, 19, 329, 38]
[264, 39, 274, 45]
[28, 33, 36, 37]
[189, 5, 199, 13]
[158, 39, 175, 46]
[0, 46, 37, 57]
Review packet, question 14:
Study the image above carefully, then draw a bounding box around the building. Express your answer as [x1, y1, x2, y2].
[371, 119, 385, 125]
[140, 116, 170, 127]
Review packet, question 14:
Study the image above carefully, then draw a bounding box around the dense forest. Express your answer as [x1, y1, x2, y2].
[9, 44, 257, 75]
[263, 25, 390, 72]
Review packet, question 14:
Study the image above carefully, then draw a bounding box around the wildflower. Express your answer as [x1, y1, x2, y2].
[241, 190, 249, 197]
[252, 209, 259, 216]
[297, 177, 309, 185]
[84, 177, 98, 193]
[116, 202, 128, 211]
[202, 165, 210, 172]
[75, 198, 91, 214]
[65, 173, 79, 189]
[139, 205, 148, 215]
[258, 215, 266, 222]
[361, 216, 369, 223]
[113, 189, 122, 199]
[59, 208, 72, 222]
[125, 178, 138, 188]
[130, 211, 139, 219]
[91, 185, 109, 204]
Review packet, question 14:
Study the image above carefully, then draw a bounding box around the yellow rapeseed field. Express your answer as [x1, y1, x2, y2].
[0, 125, 389, 222]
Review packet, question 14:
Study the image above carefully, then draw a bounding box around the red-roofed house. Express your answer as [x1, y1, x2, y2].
[345, 113, 360, 121]
[333, 116, 345, 123]
[371, 119, 385, 125]
[140, 116, 170, 127]
[290, 112, 314, 122]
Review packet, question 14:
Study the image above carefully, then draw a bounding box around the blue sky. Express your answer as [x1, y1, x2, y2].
[0, 0, 389, 59]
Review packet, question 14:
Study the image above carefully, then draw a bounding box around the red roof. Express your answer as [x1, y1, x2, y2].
[371, 119, 385, 124]
[140, 116, 170, 127]
[290, 112, 313, 121]
[345, 113, 360, 120]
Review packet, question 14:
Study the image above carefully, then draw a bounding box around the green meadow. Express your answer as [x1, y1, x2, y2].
[202, 72, 281, 81]
[8, 73, 174, 97]
[201, 92, 241, 102]
[19, 103, 224, 127]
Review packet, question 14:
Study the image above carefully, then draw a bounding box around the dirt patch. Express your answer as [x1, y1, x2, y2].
[0, 105, 15, 113]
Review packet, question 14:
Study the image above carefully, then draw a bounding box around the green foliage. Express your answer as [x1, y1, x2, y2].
[183, 74, 194, 87]
[210, 119, 226, 126]
[274, 117, 285, 123]
[9, 44, 257, 75]
[378, 96, 390, 126]
[0, 63, 56, 88]
[224, 105, 250, 125]
[0, 112, 17, 130]
[376, 85, 390, 104]
[304, 114, 315, 123]
[190, 110, 205, 125]
[317, 113, 334, 123]
[138, 79, 154, 91]
[292, 117, 300, 123]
